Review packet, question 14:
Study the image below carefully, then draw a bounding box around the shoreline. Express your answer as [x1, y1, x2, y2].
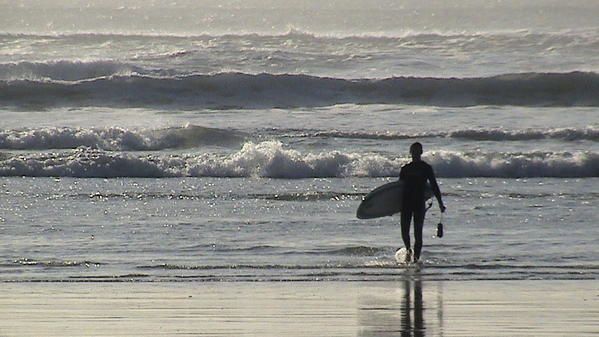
[1, 280, 597, 336]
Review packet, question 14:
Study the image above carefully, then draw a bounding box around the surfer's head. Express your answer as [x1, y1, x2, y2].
[410, 142, 423, 160]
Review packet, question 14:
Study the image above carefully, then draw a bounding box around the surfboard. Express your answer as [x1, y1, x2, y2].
[356, 181, 433, 219]
[394, 248, 413, 265]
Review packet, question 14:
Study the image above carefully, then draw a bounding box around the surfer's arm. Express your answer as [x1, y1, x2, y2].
[428, 167, 446, 212]
[399, 165, 406, 181]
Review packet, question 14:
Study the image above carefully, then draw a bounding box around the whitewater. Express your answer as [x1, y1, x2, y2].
[0, 1, 597, 282]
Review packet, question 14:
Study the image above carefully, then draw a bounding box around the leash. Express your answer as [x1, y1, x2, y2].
[437, 211, 444, 238]
[426, 201, 444, 238]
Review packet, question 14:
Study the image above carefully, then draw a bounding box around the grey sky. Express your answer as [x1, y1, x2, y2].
[1, 0, 597, 35]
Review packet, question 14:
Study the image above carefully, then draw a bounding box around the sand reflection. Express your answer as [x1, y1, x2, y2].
[358, 279, 442, 336]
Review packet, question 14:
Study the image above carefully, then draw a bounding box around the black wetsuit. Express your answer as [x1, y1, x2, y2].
[399, 160, 441, 260]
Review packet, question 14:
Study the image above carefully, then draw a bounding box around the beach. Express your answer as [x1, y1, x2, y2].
[1, 1, 598, 336]
[2, 280, 598, 336]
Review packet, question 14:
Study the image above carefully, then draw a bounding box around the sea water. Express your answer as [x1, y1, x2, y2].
[0, 1, 597, 282]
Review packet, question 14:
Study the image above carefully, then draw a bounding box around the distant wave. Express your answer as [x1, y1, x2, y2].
[1, 141, 596, 178]
[285, 127, 599, 141]
[0, 60, 139, 81]
[1, 71, 597, 109]
[0, 125, 246, 151]
[447, 127, 599, 141]
[3, 28, 598, 43]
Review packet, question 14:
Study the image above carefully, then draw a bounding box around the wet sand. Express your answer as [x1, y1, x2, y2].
[1, 280, 598, 336]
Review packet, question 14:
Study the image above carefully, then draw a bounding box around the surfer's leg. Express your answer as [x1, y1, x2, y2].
[400, 208, 412, 251]
[413, 205, 426, 261]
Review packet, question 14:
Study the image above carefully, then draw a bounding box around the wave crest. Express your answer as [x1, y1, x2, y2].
[1, 72, 597, 109]
[4, 29, 598, 44]
[0, 60, 137, 81]
[287, 127, 599, 141]
[0, 125, 245, 150]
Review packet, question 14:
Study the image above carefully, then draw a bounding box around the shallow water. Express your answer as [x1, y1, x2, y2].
[1, 176, 597, 282]
[0, 1, 597, 283]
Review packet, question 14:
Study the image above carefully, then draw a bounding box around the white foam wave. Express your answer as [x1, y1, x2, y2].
[0, 141, 596, 178]
[0, 125, 245, 151]
[2, 126, 596, 153]
[0, 60, 138, 81]
[448, 127, 599, 141]
[427, 151, 598, 178]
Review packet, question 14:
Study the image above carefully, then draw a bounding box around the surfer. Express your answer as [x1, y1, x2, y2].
[399, 142, 445, 263]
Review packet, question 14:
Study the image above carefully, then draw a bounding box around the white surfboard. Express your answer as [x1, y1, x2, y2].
[394, 248, 411, 264]
[356, 181, 433, 219]
[394, 248, 423, 267]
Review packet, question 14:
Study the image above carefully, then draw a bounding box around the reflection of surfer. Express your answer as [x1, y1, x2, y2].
[399, 142, 445, 262]
[401, 280, 425, 336]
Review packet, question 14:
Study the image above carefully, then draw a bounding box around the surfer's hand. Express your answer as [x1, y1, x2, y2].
[440, 204, 446, 213]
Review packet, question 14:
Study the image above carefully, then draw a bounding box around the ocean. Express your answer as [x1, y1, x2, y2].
[0, 0, 597, 283]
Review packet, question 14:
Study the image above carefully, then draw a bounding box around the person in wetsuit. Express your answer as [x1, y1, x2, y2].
[399, 142, 445, 262]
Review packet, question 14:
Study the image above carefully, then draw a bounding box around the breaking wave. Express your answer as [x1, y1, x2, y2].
[0, 60, 139, 81]
[4, 28, 598, 46]
[286, 127, 599, 141]
[1, 71, 597, 109]
[2, 126, 595, 152]
[0, 141, 596, 178]
[0, 125, 246, 150]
